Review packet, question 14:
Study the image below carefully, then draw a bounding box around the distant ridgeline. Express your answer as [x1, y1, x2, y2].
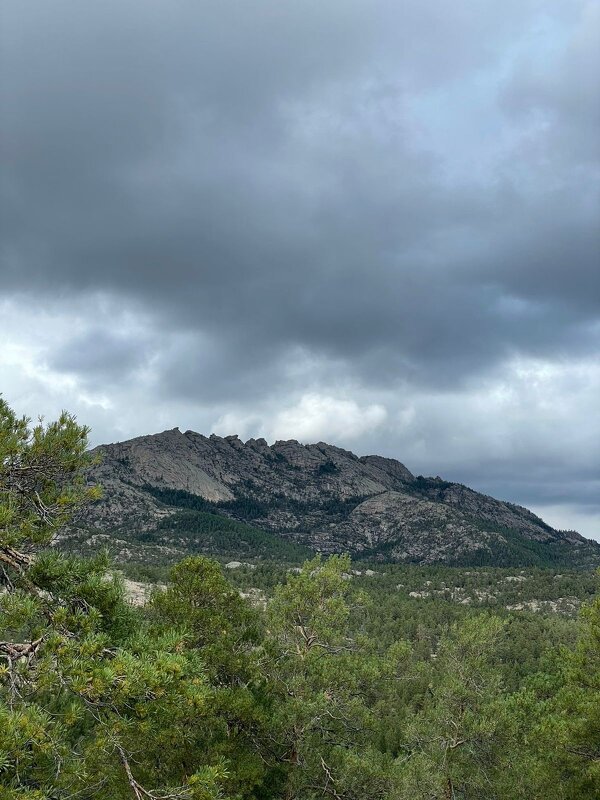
[64, 429, 600, 569]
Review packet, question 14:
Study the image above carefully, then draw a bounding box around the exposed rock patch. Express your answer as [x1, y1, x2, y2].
[73, 430, 600, 567]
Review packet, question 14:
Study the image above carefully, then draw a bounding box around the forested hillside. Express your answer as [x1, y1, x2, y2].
[2, 400, 600, 799]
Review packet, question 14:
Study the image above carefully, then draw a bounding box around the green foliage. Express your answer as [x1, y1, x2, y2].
[3, 398, 600, 799]
[448, 521, 589, 568]
[533, 591, 600, 799]
[317, 460, 339, 475]
[0, 397, 100, 553]
[140, 486, 313, 561]
[397, 616, 516, 799]
[0, 401, 232, 799]
[146, 509, 312, 561]
[263, 555, 396, 798]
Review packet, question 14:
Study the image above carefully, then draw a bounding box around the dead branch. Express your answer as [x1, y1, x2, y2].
[115, 743, 192, 800]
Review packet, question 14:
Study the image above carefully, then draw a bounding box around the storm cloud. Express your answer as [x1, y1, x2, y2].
[1, 1, 599, 537]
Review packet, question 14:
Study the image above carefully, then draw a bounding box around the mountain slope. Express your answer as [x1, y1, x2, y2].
[69, 428, 599, 568]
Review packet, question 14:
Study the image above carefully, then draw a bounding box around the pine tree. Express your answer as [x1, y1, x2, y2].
[264, 554, 394, 799]
[0, 399, 225, 799]
[396, 615, 520, 799]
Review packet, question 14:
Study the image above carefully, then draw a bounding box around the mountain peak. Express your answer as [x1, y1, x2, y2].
[76, 430, 599, 568]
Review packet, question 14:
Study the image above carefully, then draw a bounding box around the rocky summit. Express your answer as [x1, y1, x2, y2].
[69, 429, 599, 568]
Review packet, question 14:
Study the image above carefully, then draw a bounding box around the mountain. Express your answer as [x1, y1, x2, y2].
[67, 428, 600, 568]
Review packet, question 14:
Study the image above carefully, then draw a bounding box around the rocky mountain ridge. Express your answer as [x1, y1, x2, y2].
[71, 428, 598, 567]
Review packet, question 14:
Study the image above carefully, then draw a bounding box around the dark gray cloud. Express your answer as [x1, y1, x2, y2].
[49, 328, 156, 382]
[0, 1, 598, 536]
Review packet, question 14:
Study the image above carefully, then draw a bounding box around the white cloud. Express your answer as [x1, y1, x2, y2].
[213, 393, 388, 444]
[268, 393, 388, 443]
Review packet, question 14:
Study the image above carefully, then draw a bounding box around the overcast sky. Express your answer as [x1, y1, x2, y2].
[1, 1, 599, 538]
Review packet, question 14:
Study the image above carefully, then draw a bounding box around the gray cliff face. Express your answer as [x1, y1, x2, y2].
[74, 429, 598, 566]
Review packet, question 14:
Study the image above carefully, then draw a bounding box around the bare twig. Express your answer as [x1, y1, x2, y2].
[115, 743, 192, 800]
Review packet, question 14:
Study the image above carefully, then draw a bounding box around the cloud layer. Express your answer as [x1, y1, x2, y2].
[1, 1, 598, 537]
